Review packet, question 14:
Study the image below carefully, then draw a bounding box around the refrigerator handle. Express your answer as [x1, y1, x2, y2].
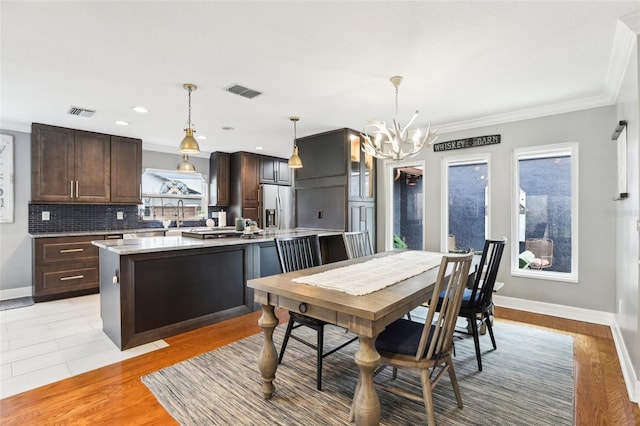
[276, 193, 282, 229]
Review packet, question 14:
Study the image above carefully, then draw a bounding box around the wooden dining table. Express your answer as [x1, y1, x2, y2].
[247, 250, 446, 425]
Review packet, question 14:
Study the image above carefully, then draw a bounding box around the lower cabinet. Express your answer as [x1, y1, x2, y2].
[33, 235, 103, 302]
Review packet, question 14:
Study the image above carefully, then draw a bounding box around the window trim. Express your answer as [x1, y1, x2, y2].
[510, 143, 579, 283]
[384, 159, 426, 251]
[440, 153, 491, 253]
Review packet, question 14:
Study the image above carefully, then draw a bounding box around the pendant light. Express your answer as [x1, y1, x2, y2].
[288, 116, 303, 169]
[177, 154, 196, 172]
[178, 83, 200, 154]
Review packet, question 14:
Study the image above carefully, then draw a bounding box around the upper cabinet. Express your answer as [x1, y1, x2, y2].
[110, 136, 142, 203]
[209, 151, 230, 206]
[348, 133, 375, 202]
[31, 123, 142, 204]
[229, 151, 260, 224]
[259, 156, 291, 186]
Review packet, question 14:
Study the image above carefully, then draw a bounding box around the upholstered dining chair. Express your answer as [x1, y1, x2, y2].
[275, 234, 358, 390]
[446, 237, 506, 371]
[342, 231, 373, 259]
[366, 253, 473, 425]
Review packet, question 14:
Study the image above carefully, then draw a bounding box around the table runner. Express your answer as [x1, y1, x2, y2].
[291, 251, 443, 296]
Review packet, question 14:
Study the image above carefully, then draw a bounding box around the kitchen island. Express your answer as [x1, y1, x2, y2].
[93, 229, 345, 350]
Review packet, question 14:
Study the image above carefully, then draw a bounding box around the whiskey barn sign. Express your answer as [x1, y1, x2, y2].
[433, 134, 501, 152]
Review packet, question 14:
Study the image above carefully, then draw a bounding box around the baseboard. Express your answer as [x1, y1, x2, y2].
[493, 295, 614, 325]
[610, 317, 640, 404]
[494, 295, 637, 405]
[0, 286, 32, 301]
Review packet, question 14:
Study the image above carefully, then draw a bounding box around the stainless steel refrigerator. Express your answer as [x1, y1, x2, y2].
[260, 184, 294, 230]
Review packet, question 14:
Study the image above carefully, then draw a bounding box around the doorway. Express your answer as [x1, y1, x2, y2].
[385, 161, 425, 250]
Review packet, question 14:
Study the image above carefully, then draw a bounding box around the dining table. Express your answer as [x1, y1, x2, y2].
[247, 249, 449, 425]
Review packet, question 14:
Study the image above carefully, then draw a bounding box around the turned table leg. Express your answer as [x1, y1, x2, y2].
[257, 304, 279, 399]
[350, 335, 381, 425]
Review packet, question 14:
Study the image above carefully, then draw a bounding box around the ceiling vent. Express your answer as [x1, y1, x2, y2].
[67, 106, 96, 117]
[225, 84, 262, 99]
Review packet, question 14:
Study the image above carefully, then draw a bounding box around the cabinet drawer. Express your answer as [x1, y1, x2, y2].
[40, 266, 99, 294]
[277, 295, 337, 324]
[37, 236, 100, 263]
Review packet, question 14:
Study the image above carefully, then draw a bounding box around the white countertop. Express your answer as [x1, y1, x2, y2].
[91, 228, 342, 255]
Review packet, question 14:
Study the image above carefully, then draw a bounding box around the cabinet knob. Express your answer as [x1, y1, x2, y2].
[298, 303, 308, 313]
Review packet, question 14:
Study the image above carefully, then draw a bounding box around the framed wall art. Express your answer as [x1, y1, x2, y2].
[611, 120, 628, 200]
[0, 134, 14, 222]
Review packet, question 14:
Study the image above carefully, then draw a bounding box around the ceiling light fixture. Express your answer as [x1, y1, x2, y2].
[132, 106, 148, 113]
[288, 116, 302, 169]
[361, 76, 438, 161]
[115, 120, 129, 126]
[178, 83, 200, 154]
[177, 153, 196, 172]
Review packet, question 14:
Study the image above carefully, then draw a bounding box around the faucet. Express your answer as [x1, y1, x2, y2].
[177, 199, 184, 228]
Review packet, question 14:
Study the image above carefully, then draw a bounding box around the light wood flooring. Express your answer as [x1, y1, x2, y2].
[1, 306, 638, 425]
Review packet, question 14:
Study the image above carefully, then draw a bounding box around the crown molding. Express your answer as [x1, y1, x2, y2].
[434, 94, 614, 135]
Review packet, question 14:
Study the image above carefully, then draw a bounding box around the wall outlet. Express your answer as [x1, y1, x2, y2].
[42, 211, 50, 221]
[117, 211, 124, 220]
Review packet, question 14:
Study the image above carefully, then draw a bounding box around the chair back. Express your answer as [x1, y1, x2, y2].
[342, 231, 373, 259]
[467, 237, 506, 310]
[274, 234, 322, 273]
[418, 253, 473, 361]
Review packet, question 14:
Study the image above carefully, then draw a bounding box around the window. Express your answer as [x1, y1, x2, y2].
[442, 155, 490, 253]
[512, 144, 578, 282]
[140, 169, 208, 222]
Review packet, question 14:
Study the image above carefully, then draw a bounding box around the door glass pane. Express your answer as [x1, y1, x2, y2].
[350, 135, 361, 198]
[392, 166, 423, 250]
[363, 152, 374, 198]
[448, 162, 488, 253]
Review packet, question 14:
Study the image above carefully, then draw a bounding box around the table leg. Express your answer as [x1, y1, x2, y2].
[350, 335, 381, 425]
[257, 304, 279, 399]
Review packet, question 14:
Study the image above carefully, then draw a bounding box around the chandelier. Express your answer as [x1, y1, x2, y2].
[178, 83, 200, 154]
[361, 76, 437, 161]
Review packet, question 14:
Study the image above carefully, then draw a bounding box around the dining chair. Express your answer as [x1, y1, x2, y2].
[367, 253, 473, 425]
[447, 237, 506, 371]
[275, 234, 358, 390]
[342, 231, 373, 259]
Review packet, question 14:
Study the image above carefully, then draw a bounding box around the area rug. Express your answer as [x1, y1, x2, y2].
[142, 321, 574, 425]
[0, 296, 34, 311]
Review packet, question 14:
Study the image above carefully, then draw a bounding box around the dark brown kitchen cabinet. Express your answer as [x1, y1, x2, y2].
[209, 152, 230, 206]
[259, 155, 291, 186]
[32, 124, 111, 203]
[31, 123, 142, 204]
[110, 136, 142, 203]
[33, 235, 103, 302]
[229, 152, 260, 224]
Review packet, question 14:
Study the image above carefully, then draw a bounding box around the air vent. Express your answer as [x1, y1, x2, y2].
[225, 84, 262, 99]
[67, 106, 96, 117]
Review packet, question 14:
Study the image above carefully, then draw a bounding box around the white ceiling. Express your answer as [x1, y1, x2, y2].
[1, 1, 639, 159]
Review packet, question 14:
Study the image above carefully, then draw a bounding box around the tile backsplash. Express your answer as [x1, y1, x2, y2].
[28, 204, 212, 234]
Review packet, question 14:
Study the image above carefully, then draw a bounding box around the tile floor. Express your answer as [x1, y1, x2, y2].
[0, 294, 168, 399]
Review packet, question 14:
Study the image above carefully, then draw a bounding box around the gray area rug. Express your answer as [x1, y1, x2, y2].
[142, 321, 574, 425]
[0, 296, 34, 311]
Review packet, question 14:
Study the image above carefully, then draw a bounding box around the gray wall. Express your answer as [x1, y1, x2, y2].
[376, 105, 618, 312]
[614, 32, 640, 391]
[0, 130, 31, 296]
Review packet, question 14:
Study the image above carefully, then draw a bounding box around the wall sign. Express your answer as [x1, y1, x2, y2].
[0, 134, 14, 223]
[433, 134, 501, 152]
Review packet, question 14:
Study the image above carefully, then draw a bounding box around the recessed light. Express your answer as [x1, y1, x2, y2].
[197, 135, 208, 140]
[222, 126, 235, 131]
[132, 106, 148, 113]
[115, 120, 129, 126]
[256, 146, 264, 150]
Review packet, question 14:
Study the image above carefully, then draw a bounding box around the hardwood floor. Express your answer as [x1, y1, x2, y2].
[1, 307, 638, 425]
